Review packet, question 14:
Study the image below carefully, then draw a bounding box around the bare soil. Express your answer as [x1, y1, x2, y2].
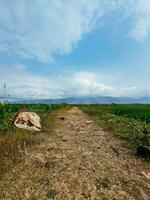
[0, 107, 149, 200]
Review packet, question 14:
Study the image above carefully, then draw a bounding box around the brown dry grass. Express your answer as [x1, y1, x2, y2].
[0, 110, 60, 176]
[0, 107, 149, 200]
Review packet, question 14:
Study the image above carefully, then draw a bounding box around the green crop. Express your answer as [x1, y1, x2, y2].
[80, 104, 150, 147]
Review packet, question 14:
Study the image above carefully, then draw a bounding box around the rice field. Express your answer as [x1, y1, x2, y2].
[110, 105, 150, 122]
[81, 104, 150, 147]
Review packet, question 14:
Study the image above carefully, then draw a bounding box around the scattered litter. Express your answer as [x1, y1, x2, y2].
[14, 112, 42, 131]
[141, 171, 150, 181]
[86, 120, 93, 124]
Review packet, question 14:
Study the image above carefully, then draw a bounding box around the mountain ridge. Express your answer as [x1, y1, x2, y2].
[1, 96, 150, 104]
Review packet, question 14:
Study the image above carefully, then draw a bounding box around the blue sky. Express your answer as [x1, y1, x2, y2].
[0, 0, 150, 99]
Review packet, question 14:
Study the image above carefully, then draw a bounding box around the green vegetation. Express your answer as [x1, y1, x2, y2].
[110, 104, 150, 122]
[81, 104, 150, 147]
[0, 103, 66, 130]
[1, 103, 150, 175]
[0, 103, 68, 175]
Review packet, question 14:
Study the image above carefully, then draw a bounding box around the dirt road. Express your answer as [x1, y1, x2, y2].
[0, 107, 150, 200]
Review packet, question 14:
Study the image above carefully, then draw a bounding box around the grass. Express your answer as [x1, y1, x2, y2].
[0, 103, 149, 175]
[110, 104, 150, 122]
[80, 104, 150, 147]
[0, 103, 67, 130]
[0, 104, 68, 176]
[0, 106, 149, 199]
[0, 129, 44, 175]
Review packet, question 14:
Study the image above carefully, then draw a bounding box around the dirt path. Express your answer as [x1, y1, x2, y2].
[0, 107, 150, 200]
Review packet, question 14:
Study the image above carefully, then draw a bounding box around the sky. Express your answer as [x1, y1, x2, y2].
[0, 0, 150, 99]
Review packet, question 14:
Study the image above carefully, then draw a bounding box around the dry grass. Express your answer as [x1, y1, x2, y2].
[0, 122, 44, 176]
[0, 110, 57, 175]
[0, 107, 149, 200]
[0, 107, 69, 176]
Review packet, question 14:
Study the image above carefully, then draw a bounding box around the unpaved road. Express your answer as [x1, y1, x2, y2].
[0, 107, 150, 200]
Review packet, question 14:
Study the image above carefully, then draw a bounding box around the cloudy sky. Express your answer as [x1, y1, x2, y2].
[0, 0, 150, 99]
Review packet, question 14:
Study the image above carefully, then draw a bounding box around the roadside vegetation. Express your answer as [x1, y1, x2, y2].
[0, 103, 68, 175]
[0, 106, 149, 200]
[81, 104, 150, 148]
[1, 103, 150, 176]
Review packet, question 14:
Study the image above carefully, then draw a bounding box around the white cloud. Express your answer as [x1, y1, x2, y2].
[1, 66, 148, 99]
[130, 17, 150, 41]
[0, 0, 117, 62]
[0, 0, 150, 63]
[0, 67, 115, 99]
[0, 65, 61, 99]
[128, 0, 150, 41]
[71, 72, 115, 97]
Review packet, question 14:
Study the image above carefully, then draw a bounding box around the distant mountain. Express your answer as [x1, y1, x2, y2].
[2, 96, 150, 104]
